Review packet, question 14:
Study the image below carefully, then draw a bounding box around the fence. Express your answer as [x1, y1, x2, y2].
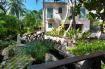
[29, 51, 105, 69]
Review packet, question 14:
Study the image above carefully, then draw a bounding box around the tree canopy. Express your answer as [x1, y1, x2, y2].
[77, 0, 105, 20]
[23, 10, 42, 33]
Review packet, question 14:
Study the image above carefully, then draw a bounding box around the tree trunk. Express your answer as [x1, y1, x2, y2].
[67, 0, 77, 44]
[63, 0, 73, 37]
[43, 0, 46, 33]
[63, 19, 73, 37]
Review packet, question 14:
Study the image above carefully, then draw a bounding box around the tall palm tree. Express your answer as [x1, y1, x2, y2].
[8, 0, 26, 19]
[8, 0, 26, 33]
[0, 0, 7, 14]
[23, 10, 42, 33]
[35, 0, 46, 32]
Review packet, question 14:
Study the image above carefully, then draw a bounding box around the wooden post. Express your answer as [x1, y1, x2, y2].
[101, 55, 105, 64]
[81, 59, 94, 69]
[91, 57, 101, 69]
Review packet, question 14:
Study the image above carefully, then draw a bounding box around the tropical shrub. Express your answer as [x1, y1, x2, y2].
[67, 39, 105, 56]
[46, 25, 65, 37]
[8, 48, 15, 57]
[23, 10, 42, 33]
[24, 40, 56, 63]
[0, 14, 20, 40]
[0, 40, 16, 50]
[81, 31, 91, 39]
[66, 29, 75, 39]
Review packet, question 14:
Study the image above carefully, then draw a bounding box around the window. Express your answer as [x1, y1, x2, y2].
[58, 7, 62, 13]
[79, 7, 86, 18]
[48, 23, 53, 28]
[76, 24, 83, 32]
[47, 8, 53, 18]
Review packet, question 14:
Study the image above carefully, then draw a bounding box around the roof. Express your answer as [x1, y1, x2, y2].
[45, 2, 67, 5]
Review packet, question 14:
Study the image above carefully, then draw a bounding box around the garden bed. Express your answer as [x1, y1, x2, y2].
[66, 39, 105, 56]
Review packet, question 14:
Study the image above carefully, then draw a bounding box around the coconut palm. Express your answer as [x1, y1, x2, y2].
[0, 0, 8, 14]
[35, 0, 46, 32]
[7, 0, 26, 34]
[8, 0, 26, 19]
[23, 10, 42, 33]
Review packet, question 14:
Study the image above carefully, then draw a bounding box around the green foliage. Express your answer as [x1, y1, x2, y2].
[77, 0, 105, 20]
[23, 10, 42, 33]
[0, 14, 20, 39]
[0, 0, 7, 14]
[46, 25, 65, 37]
[66, 29, 80, 38]
[0, 40, 16, 50]
[24, 40, 55, 62]
[67, 39, 105, 56]
[8, 48, 15, 58]
[87, 12, 97, 20]
[102, 64, 105, 69]
[46, 28, 64, 37]
[74, 3, 81, 16]
[103, 21, 105, 33]
[81, 31, 91, 39]
[8, 0, 26, 18]
[66, 28, 81, 39]
[66, 29, 75, 38]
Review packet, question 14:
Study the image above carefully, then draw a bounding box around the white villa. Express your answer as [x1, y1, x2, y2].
[44, 0, 90, 32]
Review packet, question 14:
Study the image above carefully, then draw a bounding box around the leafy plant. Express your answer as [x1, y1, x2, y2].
[81, 31, 91, 39]
[0, 14, 20, 39]
[8, 48, 15, 58]
[23, 10, 42, 33]
[67, 39, 105, 56]
[46, 25, 65, 37]
[24, 40, 55, 63]
[0, 40, 16, 50]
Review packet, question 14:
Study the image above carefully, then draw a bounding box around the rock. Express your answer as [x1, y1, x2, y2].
[2, 48, 9, 60]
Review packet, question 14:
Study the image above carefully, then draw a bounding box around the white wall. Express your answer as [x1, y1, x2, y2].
[82, 20, 90, 32]
[45, 3, 90, 32]
[45, 3, 68, 32]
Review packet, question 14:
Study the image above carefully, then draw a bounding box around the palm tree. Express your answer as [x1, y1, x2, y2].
[0, 0, 7, 14]
[23, 10, 42, 33]
[8, 0, 26, 19]
[8, 0, 26, 34]
[35, 0, 46, 32]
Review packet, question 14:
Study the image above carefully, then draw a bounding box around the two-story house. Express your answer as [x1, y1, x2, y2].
[44, 0, 90, 32]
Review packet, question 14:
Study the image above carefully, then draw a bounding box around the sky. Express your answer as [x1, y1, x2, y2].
[24, 0, 43, 11]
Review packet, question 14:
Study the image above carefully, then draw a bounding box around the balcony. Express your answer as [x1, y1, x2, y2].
[45, 0, 67, 7]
